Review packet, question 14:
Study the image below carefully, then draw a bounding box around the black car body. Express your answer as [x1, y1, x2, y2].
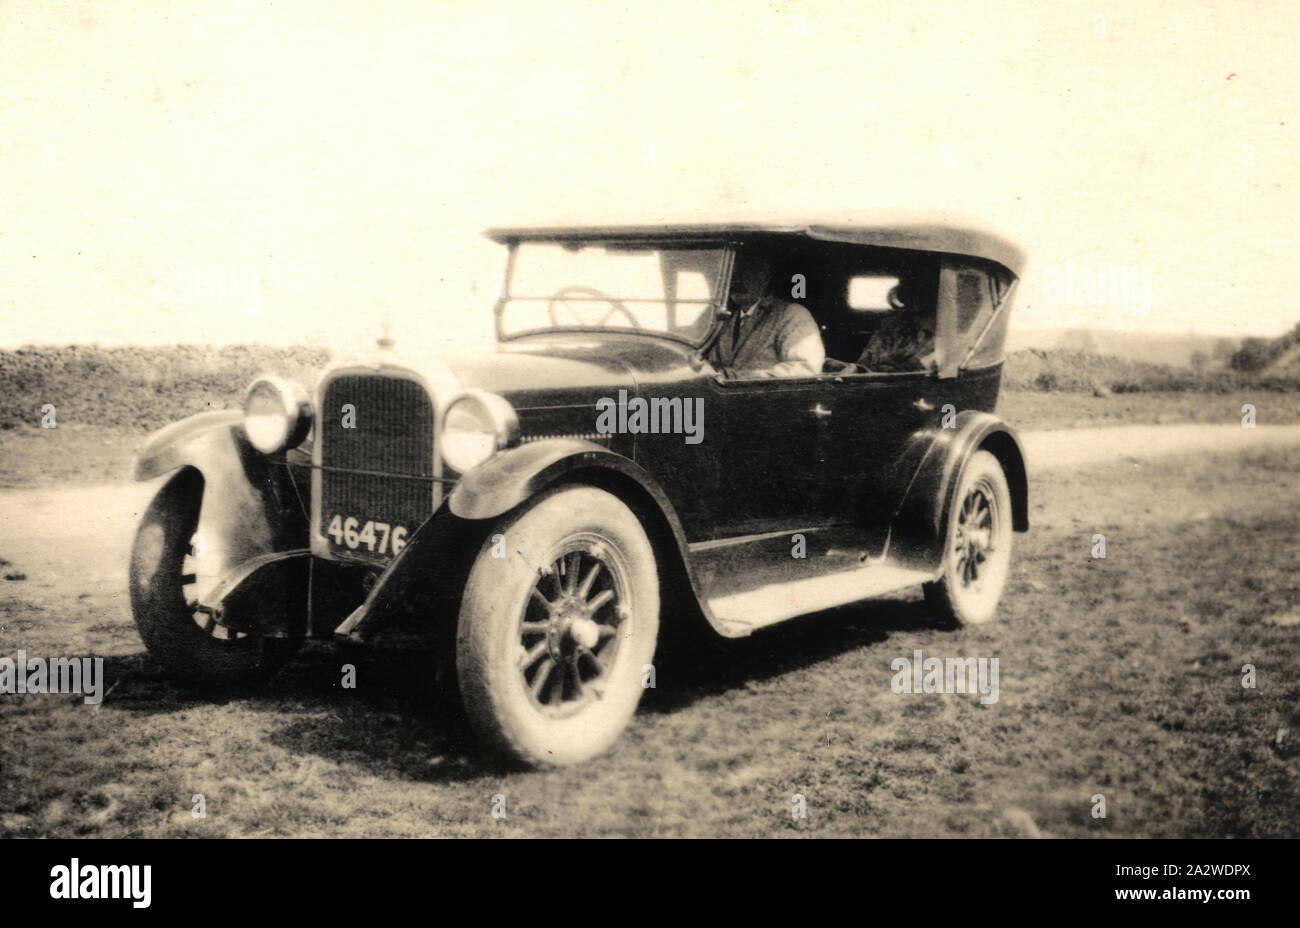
[129, 211, 1029, 765]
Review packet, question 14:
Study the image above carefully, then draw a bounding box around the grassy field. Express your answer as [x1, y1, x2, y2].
[2, 445, 1298, 837]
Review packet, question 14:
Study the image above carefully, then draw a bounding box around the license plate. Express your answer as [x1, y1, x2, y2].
[325, 514, 409, 557]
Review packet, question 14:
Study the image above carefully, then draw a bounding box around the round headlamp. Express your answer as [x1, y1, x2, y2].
[243, 375, 313, 455]
[440, 390, 518, 473]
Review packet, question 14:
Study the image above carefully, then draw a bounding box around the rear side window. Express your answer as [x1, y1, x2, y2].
[955, 269, 994, 334]
[846, 275, 901, 311]
[951, 264, 1015, 370]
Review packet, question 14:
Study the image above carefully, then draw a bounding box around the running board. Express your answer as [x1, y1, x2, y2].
[705, 563, 934, 637]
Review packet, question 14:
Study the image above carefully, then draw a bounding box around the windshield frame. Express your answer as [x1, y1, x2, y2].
[493, 239, 734, 349]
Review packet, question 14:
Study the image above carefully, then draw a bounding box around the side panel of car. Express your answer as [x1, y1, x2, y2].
[625, 373, 724, 541]
[803, 363, 1002, 537]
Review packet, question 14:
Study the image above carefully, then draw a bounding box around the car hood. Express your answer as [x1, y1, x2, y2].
[438, 333, 701, 408]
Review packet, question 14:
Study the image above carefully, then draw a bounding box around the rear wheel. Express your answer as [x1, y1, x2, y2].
[456, 486, 660, 766]
[129, 471, 300, 684]
[923, 450, 1013, 626]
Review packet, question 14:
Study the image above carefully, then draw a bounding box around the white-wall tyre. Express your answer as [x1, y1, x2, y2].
[455, 486, 660, 766]
[923, 450, 1013, 626]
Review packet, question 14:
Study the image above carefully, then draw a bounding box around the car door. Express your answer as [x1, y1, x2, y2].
[705, 372, 834, 539]
[821, 369, 944, 544]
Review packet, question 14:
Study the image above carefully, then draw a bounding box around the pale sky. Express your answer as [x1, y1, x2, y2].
[3, 0, 1298, 353]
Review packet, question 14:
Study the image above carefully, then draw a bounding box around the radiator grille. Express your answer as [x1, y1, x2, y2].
[317, 373, 437, 562]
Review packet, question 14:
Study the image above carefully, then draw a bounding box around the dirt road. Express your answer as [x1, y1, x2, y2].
[1020, 423, 1300, 470]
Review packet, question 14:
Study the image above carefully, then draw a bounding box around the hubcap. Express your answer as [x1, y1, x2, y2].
[953, 481, 998, 591]
[181, 533, 244, 641]
[518, 542, 627, 713]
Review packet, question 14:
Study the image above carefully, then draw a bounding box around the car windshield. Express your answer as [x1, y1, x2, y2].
[499, 242, 725, 343]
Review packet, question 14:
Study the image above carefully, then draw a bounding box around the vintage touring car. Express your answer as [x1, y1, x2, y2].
[129, 211, 1029, 765]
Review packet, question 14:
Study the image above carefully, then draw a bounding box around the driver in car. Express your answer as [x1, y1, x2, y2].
[707, 256, 824, 378]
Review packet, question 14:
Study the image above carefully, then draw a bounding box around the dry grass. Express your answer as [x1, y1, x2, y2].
[0, 344, 327, 431]
[2, 445, 1298, 837]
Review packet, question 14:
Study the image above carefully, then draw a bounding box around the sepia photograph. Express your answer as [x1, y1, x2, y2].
[0, 0, 1296, 896]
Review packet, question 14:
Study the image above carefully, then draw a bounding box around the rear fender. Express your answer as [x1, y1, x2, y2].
[888, 411, 1029, 573]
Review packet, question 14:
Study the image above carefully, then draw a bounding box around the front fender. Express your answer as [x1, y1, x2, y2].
[134, 411, 305, 608]
[450, 438, 682, 532]
[135, 409, 243, 481]
[888, 411, 1029, 572]
[448, 437, 702, 609]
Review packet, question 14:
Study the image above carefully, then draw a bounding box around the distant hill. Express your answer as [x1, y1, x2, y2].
[1009, 324, 1300, 377]
[1270, 339, 1300, 370]
[1226, 323, 1300, 373]
[1006, 328, 1240, 368]
[1002, 346, 1300, 395]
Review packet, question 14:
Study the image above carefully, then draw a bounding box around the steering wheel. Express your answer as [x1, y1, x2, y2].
[547, 285, 640, 330]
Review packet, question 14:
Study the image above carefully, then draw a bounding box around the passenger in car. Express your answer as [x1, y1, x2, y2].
[857, 282, 937, 373]
[707, 256, 825, 378]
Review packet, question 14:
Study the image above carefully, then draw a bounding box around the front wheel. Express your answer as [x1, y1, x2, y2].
[923, 450, 1014, 626]
[129, 471, 300, 684]
[455, 486, 660, 766]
